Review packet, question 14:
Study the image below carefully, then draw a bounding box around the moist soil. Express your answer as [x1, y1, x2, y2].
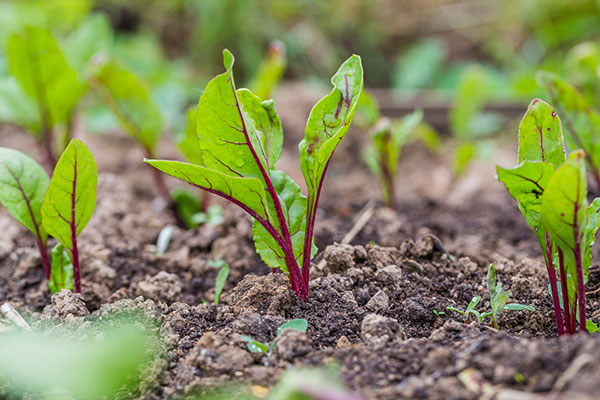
[1, 85, 600, 400]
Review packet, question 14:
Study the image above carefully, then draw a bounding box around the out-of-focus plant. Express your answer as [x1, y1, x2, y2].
[241, 319, 308, 355]
[207, 259, 230, 305]
[449, 66, 502, 176]
[0, 311, 163, 399]
[1, 26, 87, 167]
[356, 91, 440, 209]
[249, 40, 287, 100]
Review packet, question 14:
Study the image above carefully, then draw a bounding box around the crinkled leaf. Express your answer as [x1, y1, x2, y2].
[497, 161, 556, 247]
[300, 55, 363, 199]
[41, 139, 97, 251]
[49, 243, 73, 293]
[277, 319, 308, 337]
[0, 147, 49, 242]
[91, 59, 162, 153]
[214, 262, 229, 305]
[7, 26, 85, 131]
[252, 171, 315, 272]
[248, 40, 286, 100]
[541, 150, 587, 252]
[517, 98, 565, 166]
[537, 71, 600, 169]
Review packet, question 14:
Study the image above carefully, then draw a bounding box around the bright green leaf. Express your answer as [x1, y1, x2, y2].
[214, 263, 230, 305]
[517, 98, 565, 166]
[41, 139, 97, 252]
[277, 319, 308, 337]
[248, 40, 286, 100]
[0, 147, 49, 242]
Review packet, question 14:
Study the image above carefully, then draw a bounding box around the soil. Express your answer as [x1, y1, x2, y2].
[1, 84, 600, 400]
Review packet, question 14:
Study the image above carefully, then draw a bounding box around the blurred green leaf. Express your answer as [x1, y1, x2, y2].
[63, 12, 113, 75]
[249, 40, 287, 99]
[214, 262, 230, 305]
[277, 319, 308, 337]
[49, 243, 74, 293]
[393, 38, 446, 89]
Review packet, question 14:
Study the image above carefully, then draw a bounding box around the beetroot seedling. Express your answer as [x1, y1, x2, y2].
[146, 50, 364, 301]
[207, 260, 230, 305]
[41, 139, 98, 293]
[497, 99, 600, 334]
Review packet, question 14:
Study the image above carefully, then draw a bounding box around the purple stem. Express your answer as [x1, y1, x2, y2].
[230, 85, 304, 298]
[573, 222, 587, 333]
[70, 154, 81, 293]
[558, 248, 572, 334]
[36, 238, 51, 280]
[545, 233, 564, 335]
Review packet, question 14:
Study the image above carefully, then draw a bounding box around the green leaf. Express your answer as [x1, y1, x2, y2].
[452, 141, 476, 176]
[446, 307, 466, 317]
[517, 98, 565, 166]
[145, 160, 273, 224]
[449, 66, 491, 140]
[248, 40, 286, 100]
[63, 13, 113, 75]
[41, 139, 97, 253]
[586, 319, 599, 334]
[537, 71, 600, 171]
[252, 171, 315, 272]
[566, 42, 600, 109]
[504, 303, 536, 312]
[299, 54, 363, 263]
[0, 78, 40, 133]
[240, 335, 269, 353]
[497, 161, 556, 247]
[541, 150, 587, 252]
[91, 59, 162, 154]
[393, 38, 446, 89]
[171, 188, 202, 229]
[214, 262, 229, 305]
[487, 264, 497, 298]
[584, 198, 600, 270]
[191, 205, 224, 226]
[277, 319, 308, 337]
[466, 296, 481, 313]
[0, 147, 49, 242]
[49, 243, 73, 293]
[7, 25, 85, 133]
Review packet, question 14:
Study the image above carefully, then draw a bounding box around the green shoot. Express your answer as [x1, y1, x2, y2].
[241, 318, 308, 355]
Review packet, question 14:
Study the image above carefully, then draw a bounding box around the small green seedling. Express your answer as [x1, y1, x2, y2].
[241, 319, 308, 355]
[484, 264, 535, 329]
[447, 296, 483, 324]
[41, 139, 98, 293]
[357, 91, 440, 209]
[248, 40, 287, 100]
[146, 50, 364, 301]
[432, 309, 445, 317]
[447, 264, 534, 328]
[497, 99, 600, 335]
[207, 260, 230, 305]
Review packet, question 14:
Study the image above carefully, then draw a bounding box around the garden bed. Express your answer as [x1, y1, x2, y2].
[1, 85, 600, 400]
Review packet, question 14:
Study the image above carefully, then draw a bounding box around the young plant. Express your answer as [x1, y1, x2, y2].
[207, 260, 230, 305]
[446, 264, 534, 328]
[497, 99, 600, 335]
[1, 25, 87, 168]
[356, 91, 440, 209]
[41, 139, 98, 293]
[446, 296, 483, 324]
[449, 66, 501, 176]
[146, 50, 364, 301]
[484, 264, 535, 329]
[241, 319, 308, 355]
[0, 148, 51, 278]
[89, 59, 168, 203]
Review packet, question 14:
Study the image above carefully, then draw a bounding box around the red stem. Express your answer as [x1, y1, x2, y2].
[558, 248, 572, 334]
[574, 224, 587, 333]
[36, 238, 51, 280]
[546, 233, 565, 335]
[70, 154, 81, 293]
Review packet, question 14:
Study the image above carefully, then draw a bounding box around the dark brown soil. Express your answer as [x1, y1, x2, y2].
[1, 85, 600, 400]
